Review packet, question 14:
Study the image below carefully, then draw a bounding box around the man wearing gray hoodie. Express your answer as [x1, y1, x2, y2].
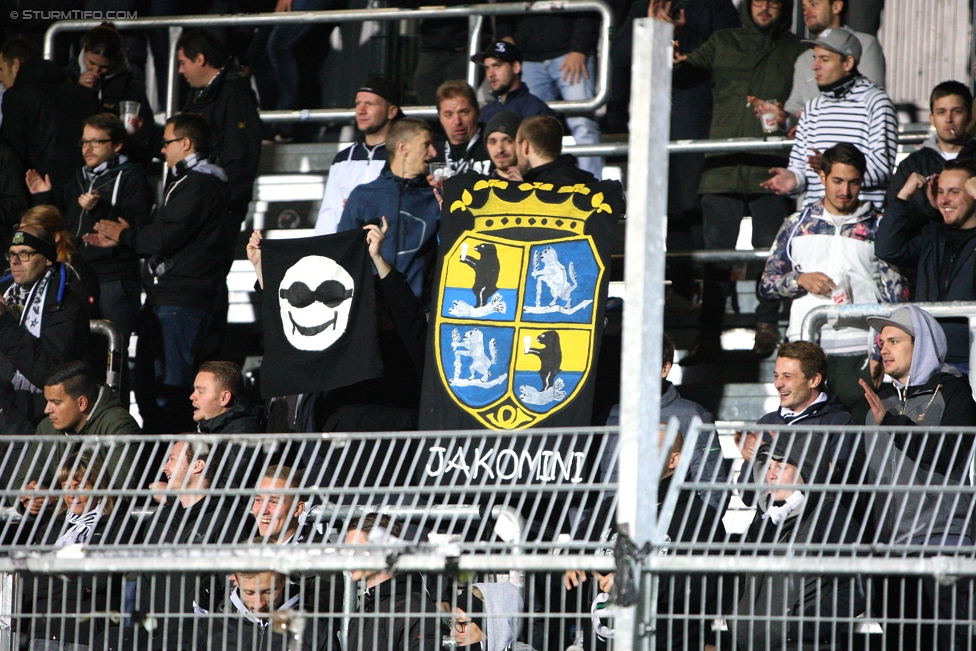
[858, 304, 976, 649]
[441, 582, 533, 651]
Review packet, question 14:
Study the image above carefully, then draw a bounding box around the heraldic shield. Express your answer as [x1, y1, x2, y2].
[433, 179, 612, 430]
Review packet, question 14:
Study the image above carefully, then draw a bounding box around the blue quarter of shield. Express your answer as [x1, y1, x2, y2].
[522, 240, 599, 324]
[440, 324, 514, 407]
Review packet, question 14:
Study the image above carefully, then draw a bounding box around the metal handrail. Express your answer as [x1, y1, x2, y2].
[90, 318, 124, 391]
[800, 301, 976, 395]
[43, 0, 612, 121]
[567, 131, 929, 158]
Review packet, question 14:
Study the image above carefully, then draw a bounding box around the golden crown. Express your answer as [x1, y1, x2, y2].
[449, 180, 612, 234]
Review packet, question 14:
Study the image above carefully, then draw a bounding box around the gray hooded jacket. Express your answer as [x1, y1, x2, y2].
[861, 305, 976, 545]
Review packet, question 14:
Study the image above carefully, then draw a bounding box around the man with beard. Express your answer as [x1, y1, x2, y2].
[315, 77, 402, 235]
[484, 111, 522, 181]
[473, 41, 556, 124]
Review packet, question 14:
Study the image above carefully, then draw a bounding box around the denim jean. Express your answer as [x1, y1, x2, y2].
[268, 0, 333, 136]
[519, 54, 603, 178]
[152, 304, 210, 388]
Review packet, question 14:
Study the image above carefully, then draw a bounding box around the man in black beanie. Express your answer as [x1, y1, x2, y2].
[484, 110, 522, 181]
[0, 226, 89, 434]
[315, 76, 403, 235]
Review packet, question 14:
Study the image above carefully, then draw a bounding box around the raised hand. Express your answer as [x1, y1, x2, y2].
[363, 216, 392, 279]
[25, 169, 52, 194]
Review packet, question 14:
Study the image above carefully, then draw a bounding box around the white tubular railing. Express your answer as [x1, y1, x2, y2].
[800, 301, 976, 396]
[43, 0, 612, 120]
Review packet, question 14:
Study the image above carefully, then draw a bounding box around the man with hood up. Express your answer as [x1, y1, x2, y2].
[660, 0, 803, 365]
[733, 430, 864, 650]
[857, 304, 976, 649]
[441, 582, 533, 651]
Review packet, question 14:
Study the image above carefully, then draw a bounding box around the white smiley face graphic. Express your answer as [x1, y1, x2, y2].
[278, 255, 355, 351]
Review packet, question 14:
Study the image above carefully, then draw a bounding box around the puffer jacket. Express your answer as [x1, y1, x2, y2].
[337, 167, 440, 298]
[674, 0, 802, 195]
[759, 200, 907, 349]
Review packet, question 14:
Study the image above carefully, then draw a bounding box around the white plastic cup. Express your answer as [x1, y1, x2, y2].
[831, 273, 852, 305]
[429, 162, 454, 183]
[760, 99, 779, 134]
[120, 100, 141, 135]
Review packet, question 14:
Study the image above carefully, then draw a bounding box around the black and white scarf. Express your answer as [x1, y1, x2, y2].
[4, 266, 55, 393]
[56, 501, 104, 547]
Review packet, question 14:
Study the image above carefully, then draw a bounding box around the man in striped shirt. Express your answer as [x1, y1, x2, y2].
[762, 27, 897, 208]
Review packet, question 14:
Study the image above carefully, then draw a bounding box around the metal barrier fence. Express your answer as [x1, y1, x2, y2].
[42, 0, 612, 122]
[0, 424, 975, 650]
[800, 301, 976, 397]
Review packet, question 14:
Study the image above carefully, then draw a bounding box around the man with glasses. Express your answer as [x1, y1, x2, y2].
[0, 225, 90, 435]
[26, 113, 154, 375]
[656, 0, 803, 365]
[84, 112, 228, 434]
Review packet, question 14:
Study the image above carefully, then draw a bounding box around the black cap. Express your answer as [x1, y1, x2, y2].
[471, 40, 523, 65]
[484, 110, 522, 138]
[357, 76, 401, 107]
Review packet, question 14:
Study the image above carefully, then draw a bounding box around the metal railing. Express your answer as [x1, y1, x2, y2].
[43, 0, 612, 121]
[1, 424, 976, 650]
[800, 301, 976, 395]
[89, 319, 124, 392]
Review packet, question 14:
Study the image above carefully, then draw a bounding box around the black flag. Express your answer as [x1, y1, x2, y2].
[260, 229, 383, 398]
[419, 177, 623, 430]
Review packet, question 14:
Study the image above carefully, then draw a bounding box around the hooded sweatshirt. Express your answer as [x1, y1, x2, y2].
[862, 305, 976, 545]
[466, 582, 524, 651]
[337, 167, 441, 299]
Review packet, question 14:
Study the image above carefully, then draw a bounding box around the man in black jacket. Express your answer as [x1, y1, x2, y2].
[885, 81, 976, 228]
[177, 28, 262, 358]
[191, 360, 261, 433]
[86, 112, 229, 433]
[0, 140, 27, 245]
[513, 114, 598, 186]
[737, 341, 857, 494]
[0, 36, 99, 200]
[0, 227, 90, 435]
[27, 113, 154, 356]
[345, 513, 440, 651]
[876, 157, 976, 373]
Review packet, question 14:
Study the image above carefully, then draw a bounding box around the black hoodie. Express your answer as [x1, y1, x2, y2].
[0, 57, 99, 197]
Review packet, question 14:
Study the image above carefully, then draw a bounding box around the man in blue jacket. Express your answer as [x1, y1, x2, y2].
[473, 40, 557, 124]
[338, 117, 440, 299]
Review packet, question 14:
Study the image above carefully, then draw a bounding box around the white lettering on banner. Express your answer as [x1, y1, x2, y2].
[424, 446, 585, 483]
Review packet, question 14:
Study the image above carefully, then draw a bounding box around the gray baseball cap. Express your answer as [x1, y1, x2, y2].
[802, 27, 862, 63]
[866, 306, 915, 338]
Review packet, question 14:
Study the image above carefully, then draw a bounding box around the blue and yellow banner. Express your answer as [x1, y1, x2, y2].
[420, 177, 623, 430]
